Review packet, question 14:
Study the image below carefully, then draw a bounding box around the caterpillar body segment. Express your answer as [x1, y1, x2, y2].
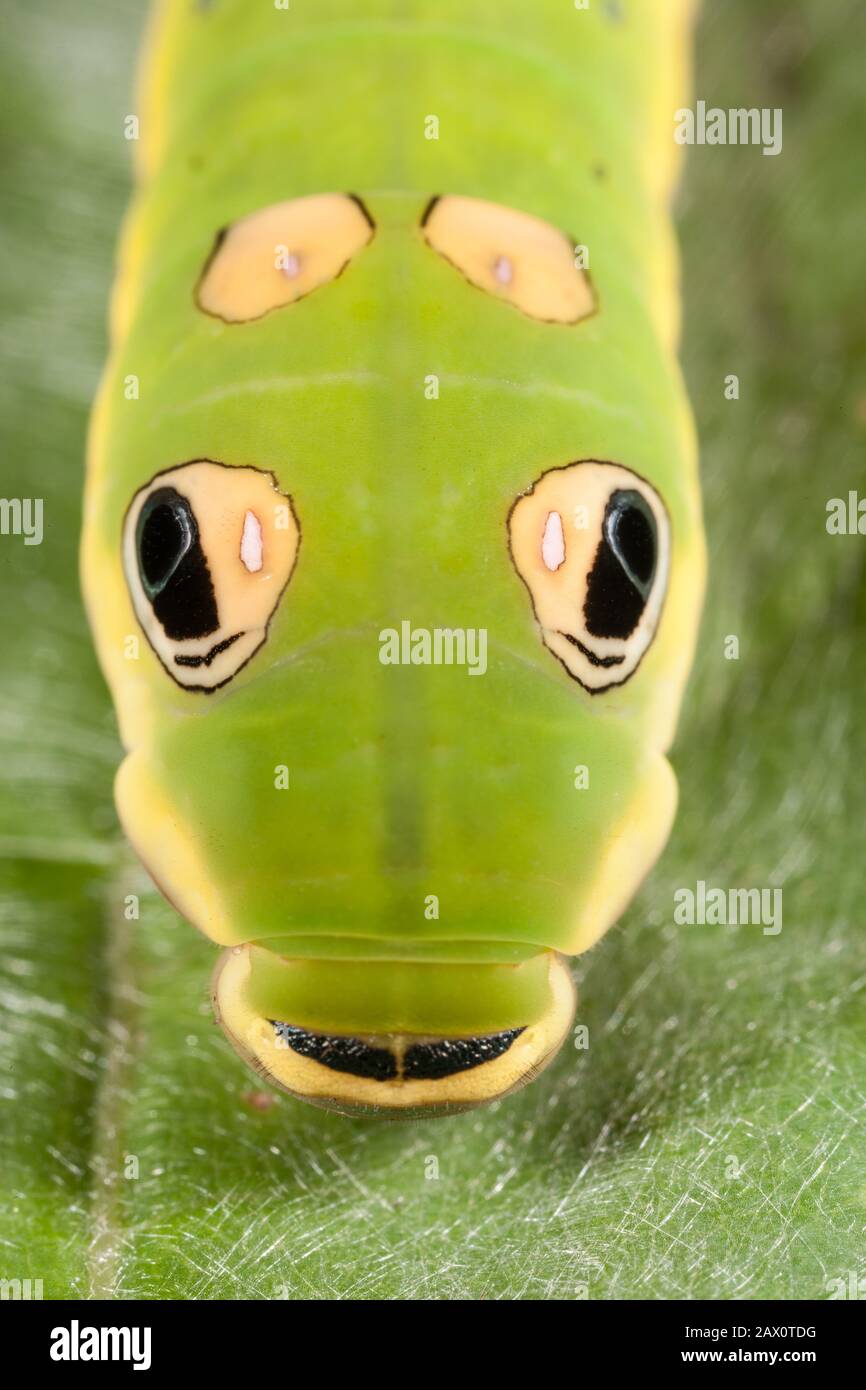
[83, 0, 704, 1114]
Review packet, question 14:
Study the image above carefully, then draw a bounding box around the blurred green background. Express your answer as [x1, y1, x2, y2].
[1, 0, 864, 1299]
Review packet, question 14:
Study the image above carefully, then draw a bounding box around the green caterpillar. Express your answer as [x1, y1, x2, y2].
[82, 0, 705, 1115]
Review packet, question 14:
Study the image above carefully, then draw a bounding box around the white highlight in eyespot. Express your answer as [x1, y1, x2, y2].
[541, 510, 566, 571]
[492, 255, 514, 286]
[281, 252, 302, 280]
[241, 510, 264, 572]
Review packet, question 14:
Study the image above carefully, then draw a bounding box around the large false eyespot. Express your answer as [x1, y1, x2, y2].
[196, 193, 375, 323]
[508, 462, 670, 692]
[122, 461, 300, 691]
[420, 195, 595, 324]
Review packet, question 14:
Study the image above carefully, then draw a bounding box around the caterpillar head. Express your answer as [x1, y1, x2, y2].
[213, 946, 576, 1117]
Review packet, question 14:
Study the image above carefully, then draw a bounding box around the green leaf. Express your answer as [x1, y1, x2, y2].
[1, 0, 864, 1300]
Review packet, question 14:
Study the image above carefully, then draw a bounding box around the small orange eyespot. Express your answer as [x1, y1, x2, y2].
[196, 193, 374, 323]
[421, 195, 594, 324]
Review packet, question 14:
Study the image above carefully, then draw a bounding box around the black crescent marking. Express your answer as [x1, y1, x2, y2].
[403, 1029, 524, 1080]
[174, 632, 244, 669]
[272, 1023, 397, 1081]
[556, 631, 625, 669]
[270, 1023, 525, 1082]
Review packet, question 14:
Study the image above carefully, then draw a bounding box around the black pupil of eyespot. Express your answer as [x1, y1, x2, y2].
[583, 489, 659, 641]
[137, 489, 195, 597]
[135, 486, 219, 641]
[604, 489, 657, 597]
